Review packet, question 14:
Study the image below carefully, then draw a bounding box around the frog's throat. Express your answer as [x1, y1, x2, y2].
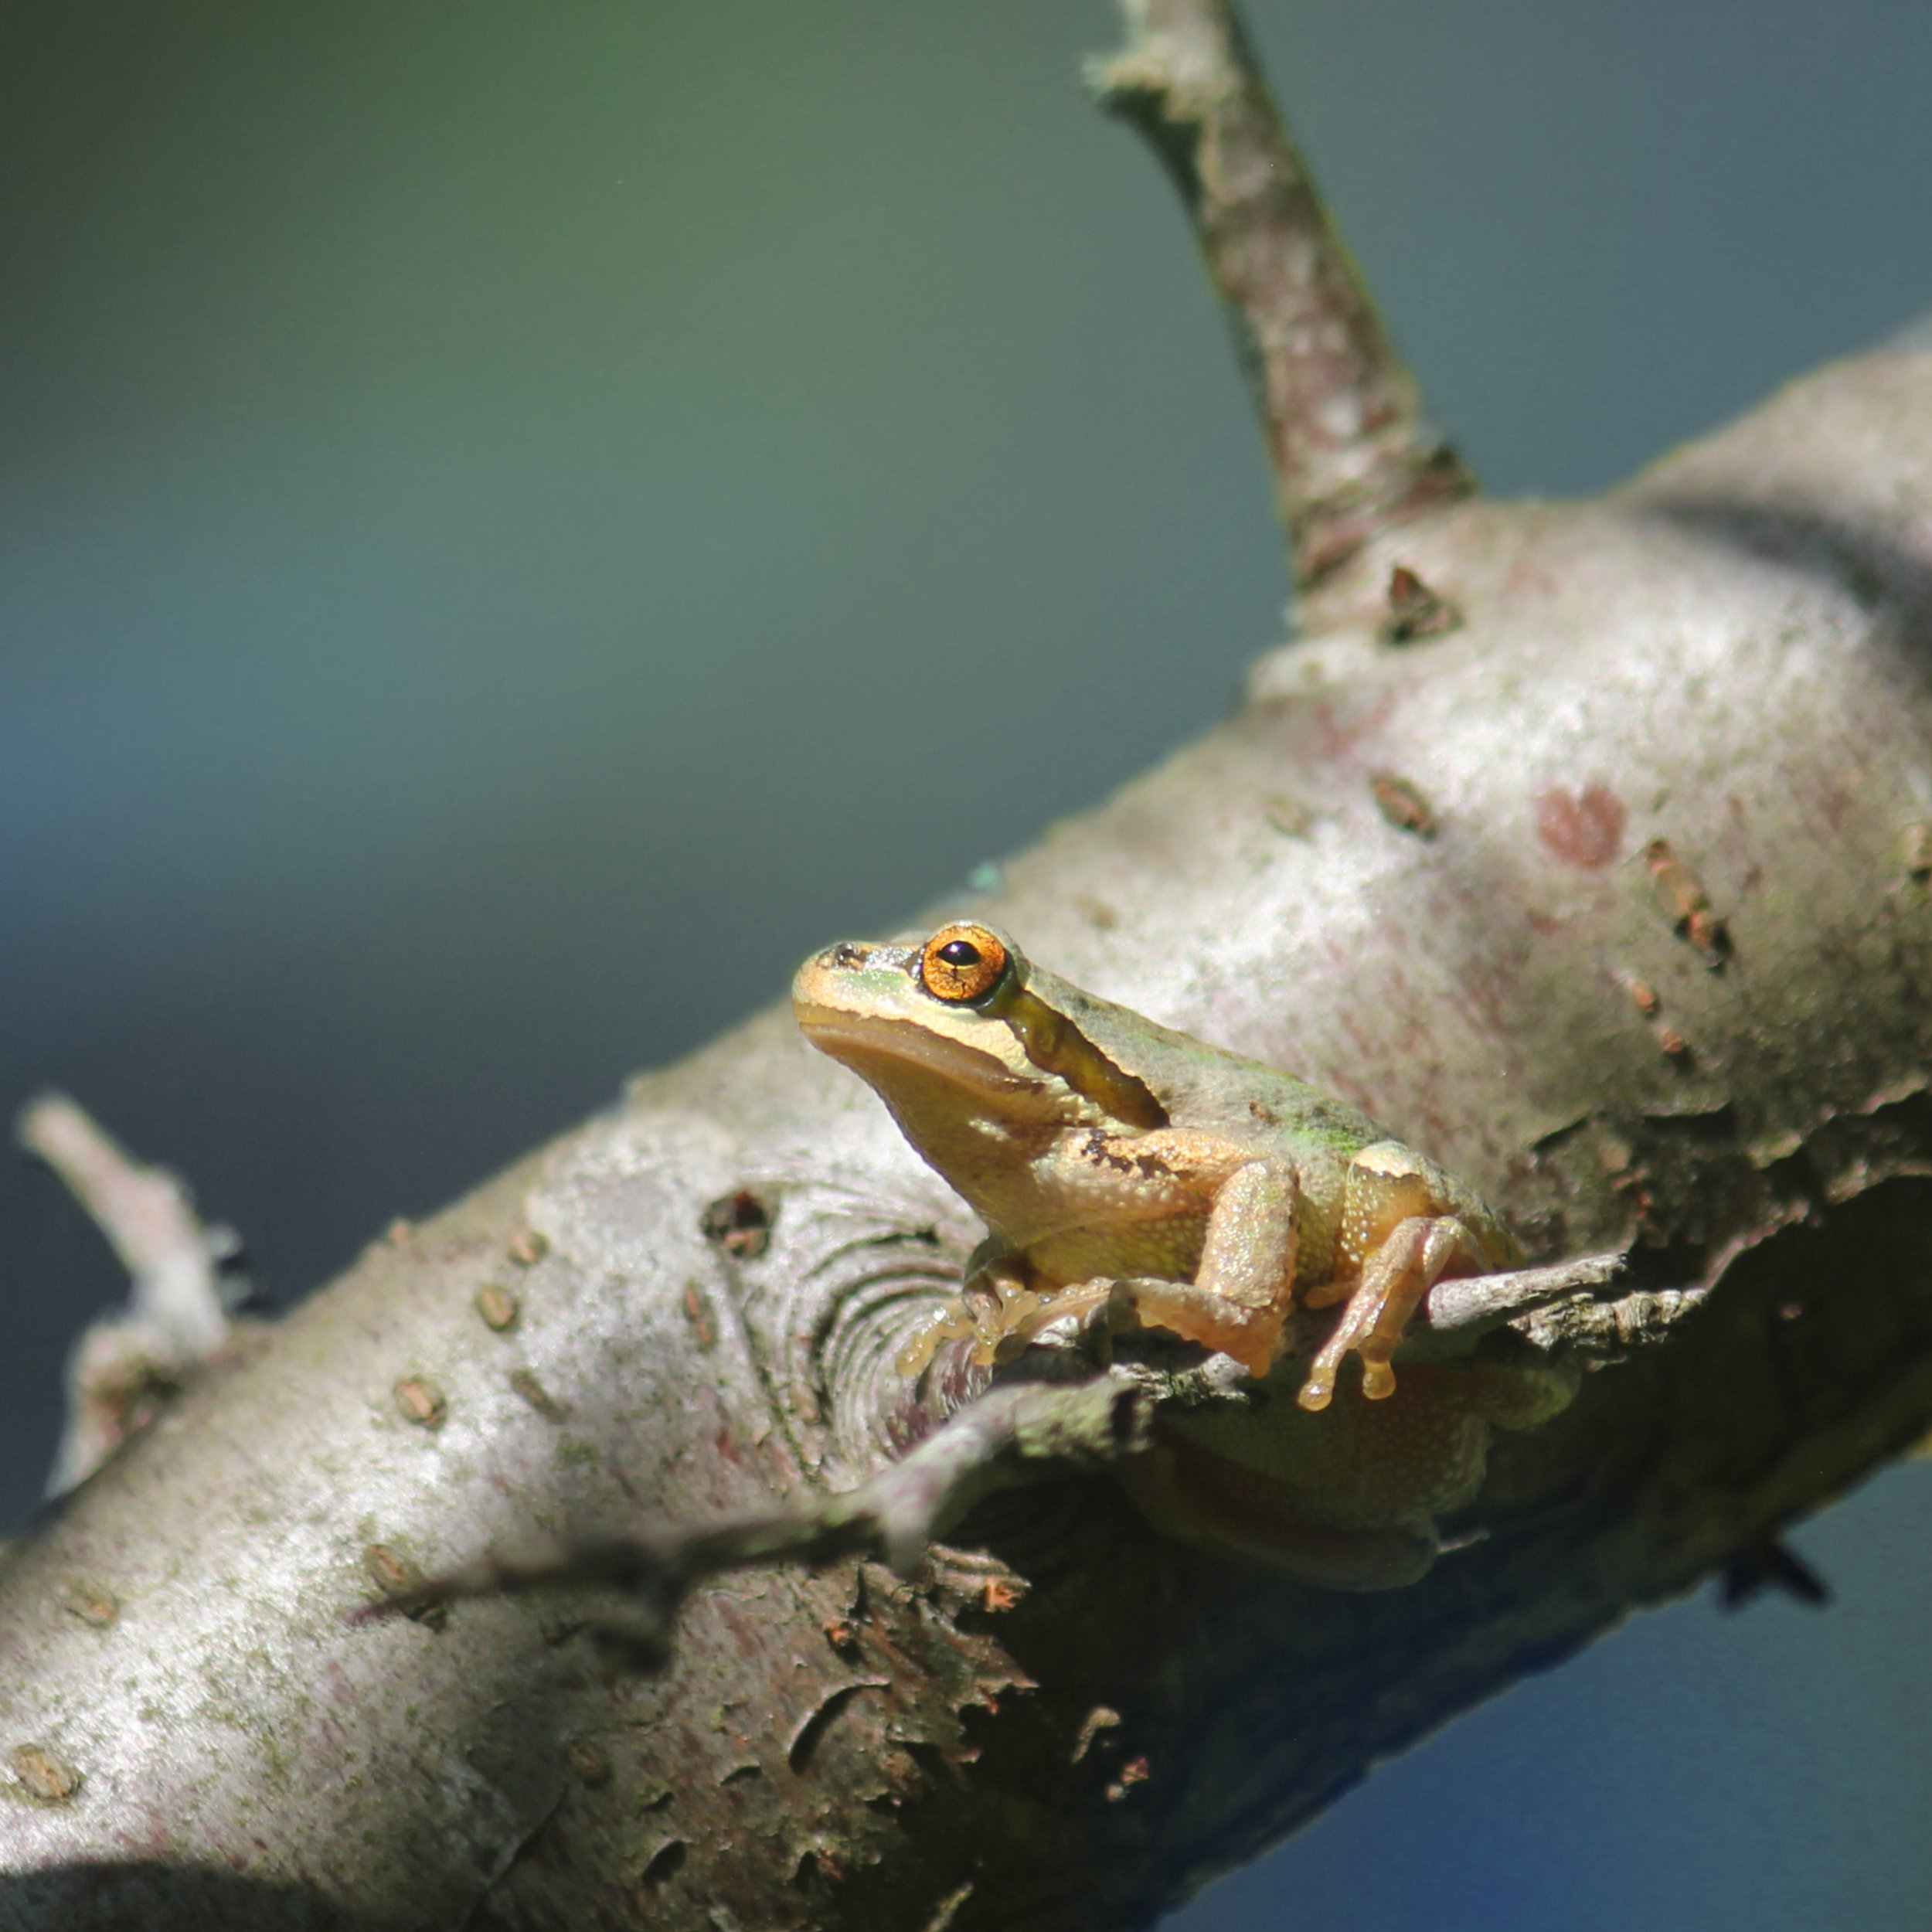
[797, 988, 1169, 1132]
[795, 1011, 1045, 1104]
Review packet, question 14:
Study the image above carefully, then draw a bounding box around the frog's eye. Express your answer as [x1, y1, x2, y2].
[919, 923, 1009, 1004]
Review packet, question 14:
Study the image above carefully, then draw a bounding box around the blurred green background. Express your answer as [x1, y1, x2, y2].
[5, 2, 1932, 1926]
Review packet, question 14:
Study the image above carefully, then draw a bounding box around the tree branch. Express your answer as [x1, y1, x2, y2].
[1092, 0, 1474, 590]
[5, 8, 1932, 1929]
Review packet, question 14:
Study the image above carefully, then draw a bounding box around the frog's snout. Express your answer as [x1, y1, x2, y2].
[791, 940, 870, 1019]
[799, 940, 869, 976]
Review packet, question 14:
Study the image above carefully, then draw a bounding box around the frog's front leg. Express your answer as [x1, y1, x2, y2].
[1297, 1142, 1490, 1413]
[1113, 1155, 1300, 1379]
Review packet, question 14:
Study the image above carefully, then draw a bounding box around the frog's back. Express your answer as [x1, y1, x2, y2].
[1039, 975, 1391, 1167]
[1043, 975, 1515, 1243]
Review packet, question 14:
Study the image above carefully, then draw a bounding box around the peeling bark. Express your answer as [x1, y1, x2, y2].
[6, 2, 1932, 1927]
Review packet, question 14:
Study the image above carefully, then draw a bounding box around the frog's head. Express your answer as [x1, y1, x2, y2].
[791, 922, 1168, 1146]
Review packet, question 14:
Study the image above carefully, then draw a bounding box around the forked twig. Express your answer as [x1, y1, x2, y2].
[19, 1093, 239, 1494]
[352, 1377, 1157, 1649]
[354, 1251, 1648, 1651]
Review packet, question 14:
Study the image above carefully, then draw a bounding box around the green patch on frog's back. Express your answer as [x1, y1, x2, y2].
[1061, 992, 1391, 1158]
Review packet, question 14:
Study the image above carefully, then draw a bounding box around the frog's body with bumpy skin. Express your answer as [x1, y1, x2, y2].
[792, 922, 1574, 1586]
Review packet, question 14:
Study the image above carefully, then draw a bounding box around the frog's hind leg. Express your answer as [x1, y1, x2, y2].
[1113, 1158, 1299, 1379]
[1298, 1142, 1487, 1412]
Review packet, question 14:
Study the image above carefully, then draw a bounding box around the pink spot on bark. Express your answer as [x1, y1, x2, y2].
[1536, 784, 1626, 869]
[1306, 691, 1396, 762]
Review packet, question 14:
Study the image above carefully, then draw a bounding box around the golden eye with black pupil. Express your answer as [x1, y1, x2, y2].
[920, 923, 1008, 1004]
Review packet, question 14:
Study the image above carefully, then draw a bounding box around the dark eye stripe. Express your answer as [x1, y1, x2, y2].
[1002, 989, 1168, 1131]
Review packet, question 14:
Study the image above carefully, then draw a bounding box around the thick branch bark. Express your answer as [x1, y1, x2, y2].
[7, 5, 1932, 1928]
[352, 1249, 1633, 1641]
[353, 1376, 1161, 1644]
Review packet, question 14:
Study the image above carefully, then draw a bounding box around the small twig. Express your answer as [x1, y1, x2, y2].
[351, 1377, 1156, 1644]
[1513, 1281, 1709, 1357]
[1092, 0, 1473, 590]
[19, 1094, 230, 1349]
[1026, 1250, 1637, 1372]
[19, 1093, 236, 1494]
[1416, 1250, 1631, 1350]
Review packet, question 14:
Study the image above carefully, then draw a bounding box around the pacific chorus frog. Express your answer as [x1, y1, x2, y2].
[793, 922, 1574, 1587]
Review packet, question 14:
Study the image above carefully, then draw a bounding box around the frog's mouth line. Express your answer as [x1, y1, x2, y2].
[796, 1010, 1039, 1100]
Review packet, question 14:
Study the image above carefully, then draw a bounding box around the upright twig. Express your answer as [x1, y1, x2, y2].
[1094, 0, 1474, 590]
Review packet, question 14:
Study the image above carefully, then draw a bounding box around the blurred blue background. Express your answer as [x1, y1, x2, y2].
[5, 2, 1932, 1925]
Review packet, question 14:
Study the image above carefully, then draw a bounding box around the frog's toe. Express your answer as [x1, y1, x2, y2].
[1300, 1213, 1491, 1410]
[1359, 1354, 1399, 1401]
[1296, 1364, 1337, 1413]
[1298, 1287, 1389, 1410]
[1296, 1332, 1367, 1411]
[895, 1301, 975, 1378]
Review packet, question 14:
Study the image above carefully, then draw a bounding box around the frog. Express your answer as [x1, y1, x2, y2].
[792, 920, 1575, 1586]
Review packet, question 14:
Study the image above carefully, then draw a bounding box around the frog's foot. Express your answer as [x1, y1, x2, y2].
[898, 1249, 1067, 1377]
[895, 1300, 977, 1378]
[985, 1281, 1113, 1362]
[899, 1276, 1121, 1376]
[1107, 1277, 1284, 1379]
[1298, 1214, 1485, 1412]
